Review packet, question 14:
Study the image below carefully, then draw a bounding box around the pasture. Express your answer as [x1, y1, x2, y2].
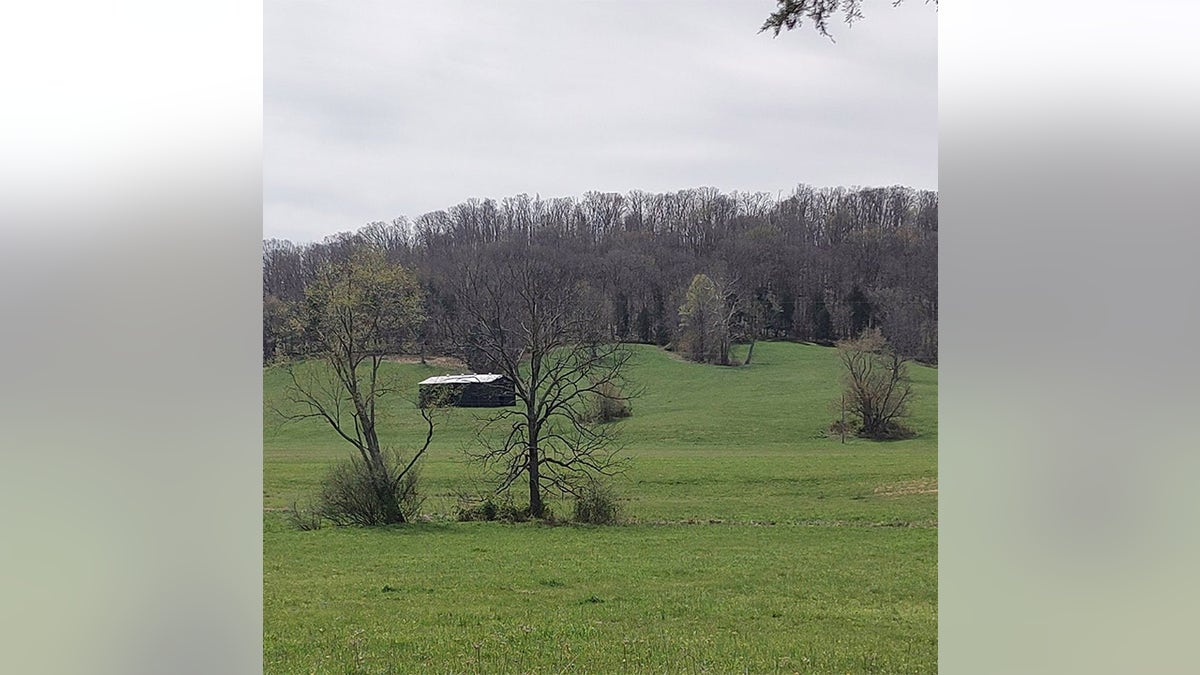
[264, 342, 937, 673]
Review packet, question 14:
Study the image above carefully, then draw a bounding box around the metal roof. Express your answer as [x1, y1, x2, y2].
[418, 373, 506, 385]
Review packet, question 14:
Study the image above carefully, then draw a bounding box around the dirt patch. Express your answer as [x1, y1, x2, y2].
[384, 354, 468, 370]
[873, 478, 938, 497]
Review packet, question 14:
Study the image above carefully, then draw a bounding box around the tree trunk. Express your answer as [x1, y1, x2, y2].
[366, 443, 406, 524]
[364, 421, 406, 523]
[527, 442, 543, 518]
[744, 339, 756, 366]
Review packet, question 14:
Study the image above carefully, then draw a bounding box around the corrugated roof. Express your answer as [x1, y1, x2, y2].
[418, 373, 506, 385]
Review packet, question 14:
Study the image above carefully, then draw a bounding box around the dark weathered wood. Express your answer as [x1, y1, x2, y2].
[419, 377, 515, 408]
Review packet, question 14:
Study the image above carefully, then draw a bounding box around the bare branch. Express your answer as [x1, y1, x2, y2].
[455, 242, 637, 517]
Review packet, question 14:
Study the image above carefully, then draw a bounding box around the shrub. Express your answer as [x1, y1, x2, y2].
[317, 453, 423, 526]
[827, 419, 853, 438]
[573, 481, 623, 525]
[837, 328, 916, 440]
[455, 493, 530, 522]
[395, 467, 423, 517]
[586, 380, 632, 423]
[860, 421, 917, 440]
[285, 500, 323, 531]
[456, 495, 499, 522]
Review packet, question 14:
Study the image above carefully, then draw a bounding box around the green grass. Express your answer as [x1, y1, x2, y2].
[264, 342, 937, 673]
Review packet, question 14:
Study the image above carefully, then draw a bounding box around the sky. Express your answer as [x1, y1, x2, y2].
[265, 1, 937, 243]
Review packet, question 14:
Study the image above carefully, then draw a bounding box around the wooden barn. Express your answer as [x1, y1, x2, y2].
[418, 373, 516, 408]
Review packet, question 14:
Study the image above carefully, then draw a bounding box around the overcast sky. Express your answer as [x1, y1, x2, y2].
[265, 1, 936, 243]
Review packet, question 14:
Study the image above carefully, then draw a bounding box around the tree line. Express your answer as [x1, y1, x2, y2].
[264, 183, 937, 365]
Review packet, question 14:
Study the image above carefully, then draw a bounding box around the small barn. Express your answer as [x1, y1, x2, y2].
[418, 373, 516, 408]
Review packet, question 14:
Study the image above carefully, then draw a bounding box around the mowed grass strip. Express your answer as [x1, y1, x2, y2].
[264, 341, 937, 672]
[264, 517, 936, 674]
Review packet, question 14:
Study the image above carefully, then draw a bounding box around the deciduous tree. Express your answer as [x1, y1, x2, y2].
[459, 243, 635, 519]
[677, 274, 735, 365]
[837, 327, 915, 439]
[264, 183, 937, 364]
[280, 250, 431, 524]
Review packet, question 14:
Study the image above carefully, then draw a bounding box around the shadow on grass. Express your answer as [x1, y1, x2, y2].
[356, 519, 610, 534]
[359, 521, 466, 536]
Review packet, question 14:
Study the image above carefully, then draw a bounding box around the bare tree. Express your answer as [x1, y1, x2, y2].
[266, 183, 937, 364]
[838, 327, 915, 439]
[278, 249, 431, 524]
[458, 243, 635, 519]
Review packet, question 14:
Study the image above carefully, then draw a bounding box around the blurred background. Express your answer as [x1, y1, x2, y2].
[2, 1, 1198, 673]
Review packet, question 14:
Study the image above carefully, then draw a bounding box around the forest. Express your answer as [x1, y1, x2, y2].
[263, 183, 937, 364]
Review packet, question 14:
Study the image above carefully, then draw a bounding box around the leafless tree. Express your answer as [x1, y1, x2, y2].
[266, 183, 937, 364]
[457, 243, 635, 518]
[838, 327, 915, 439]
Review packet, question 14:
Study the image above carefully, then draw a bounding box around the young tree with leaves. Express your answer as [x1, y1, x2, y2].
[279, 249, 432, 524]
[677, 274, 737, 365]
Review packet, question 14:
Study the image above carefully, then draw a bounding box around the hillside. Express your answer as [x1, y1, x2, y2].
[264, 341, 937, 524]
[264, 340, 938, 672]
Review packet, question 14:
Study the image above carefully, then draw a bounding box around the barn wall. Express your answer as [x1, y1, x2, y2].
[420, 379, 515, 408]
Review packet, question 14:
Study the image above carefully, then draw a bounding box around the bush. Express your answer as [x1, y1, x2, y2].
[317, 453, 423, 526]
[285, 500, 323, 531]
[837, 328, 916, 440]
[573, 481, 623, 525]
[827, 419, 853, 437]
[586, 381, 632, 423]
[456, 495, 499, 522]
[455, 493, 530, 522]
[859, 421, 917, 440]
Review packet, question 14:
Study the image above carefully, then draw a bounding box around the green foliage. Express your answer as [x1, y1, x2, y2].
[262, 294, 296, 362]
[317, 454, 423, 526]
[293, 249, 424, 360]
[455, 495, 499, 522]
[455, 493, 527, 523]
[281, 249, 431, 525]
[572, 481, 623, 525]
[847, 284, 872, 335]
[676, 273, 731, 364]
[810, 292, 833, 342]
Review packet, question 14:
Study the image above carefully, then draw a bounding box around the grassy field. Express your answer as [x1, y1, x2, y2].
[264, 342, 937, 673]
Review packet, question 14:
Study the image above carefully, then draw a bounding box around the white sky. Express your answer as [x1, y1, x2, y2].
[265, 0, 937, 243]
